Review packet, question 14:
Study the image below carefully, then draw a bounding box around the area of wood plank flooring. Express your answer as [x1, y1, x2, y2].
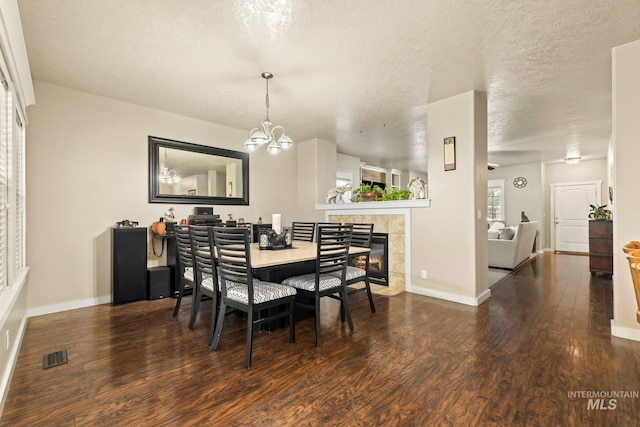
[2, 253, 638, 426]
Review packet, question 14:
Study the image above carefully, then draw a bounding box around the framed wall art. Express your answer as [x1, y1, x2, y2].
[444, 136, 456, 171]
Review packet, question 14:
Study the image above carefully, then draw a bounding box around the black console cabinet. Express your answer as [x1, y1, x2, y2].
[111, 227, 147, 304]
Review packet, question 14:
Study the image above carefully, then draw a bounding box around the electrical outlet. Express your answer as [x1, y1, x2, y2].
[421, 270, 427, 279]
[477, 210, 482, 219]
[5, 330, 9, 350]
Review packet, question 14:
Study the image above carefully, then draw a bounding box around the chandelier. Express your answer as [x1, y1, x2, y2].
[244, 72, 293, 154]
[159, 148, 180, 183]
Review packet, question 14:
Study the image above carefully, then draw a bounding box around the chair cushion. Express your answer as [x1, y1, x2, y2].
[226, 280, 297, 304]
[282, 273, 343, 292]
[344, 266, 366, 281]
[200, 274, 215, 292]
[183, 267, 194, 282]
[201, 273, 245, 292]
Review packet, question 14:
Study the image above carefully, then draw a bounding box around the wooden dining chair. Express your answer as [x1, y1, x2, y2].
[210, 227, 297, 369]
[188, 226, 219, 343]
[172, 224, 195, 317]
[343, 223, 376, 313]
[282, 223, 353, 346]
[292, 221, 316, 242]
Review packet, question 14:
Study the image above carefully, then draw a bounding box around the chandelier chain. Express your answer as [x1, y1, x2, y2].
[265, 77, 270, 122]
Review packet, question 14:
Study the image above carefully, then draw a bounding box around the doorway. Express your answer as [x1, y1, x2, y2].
[550, 181, 601, 253]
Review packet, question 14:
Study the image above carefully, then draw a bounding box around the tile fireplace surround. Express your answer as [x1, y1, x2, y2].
[330, 213, 406, 291]
[318, 200, 430, 293]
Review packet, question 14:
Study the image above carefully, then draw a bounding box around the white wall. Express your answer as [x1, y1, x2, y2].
[25, 81, 299, 313]
[410, 91, 488, 305]
[542, 158, 608, 251]
[297, 138, 336, 221]
[612, 39, 640, 340]
[336, 152, 360, 185]
[489, 162, 544, 249]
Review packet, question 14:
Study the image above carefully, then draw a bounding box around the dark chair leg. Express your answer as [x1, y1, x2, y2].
[289, 299, 295, 343]
[208, 293, 218, 346]
[364, 277, 376, 313]
[341, 289, 354, 331]
[211, 301, 227, 351]
[246, 310, 254, 369]
[315, 294, 321, 347]
[173, 281, 183, 317]
[188, 286, 200, 329]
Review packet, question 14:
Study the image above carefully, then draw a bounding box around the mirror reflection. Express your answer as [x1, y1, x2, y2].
[158, 148, 244, 197]
[149, 136, 249, 205]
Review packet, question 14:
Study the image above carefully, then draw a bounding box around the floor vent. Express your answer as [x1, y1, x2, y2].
[43, 350, 68, 370]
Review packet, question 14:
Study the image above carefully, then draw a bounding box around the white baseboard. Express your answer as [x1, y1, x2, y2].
[407, 285, 491, 306]
[27, 295, 112, 318]
[610, 319, 640, 342]
[0, 315, 27, 418]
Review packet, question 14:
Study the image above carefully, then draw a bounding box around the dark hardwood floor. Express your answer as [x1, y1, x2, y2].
[2, 253, 639, 426]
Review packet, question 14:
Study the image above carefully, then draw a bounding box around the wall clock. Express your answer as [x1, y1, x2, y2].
[513, 177, 527, 188]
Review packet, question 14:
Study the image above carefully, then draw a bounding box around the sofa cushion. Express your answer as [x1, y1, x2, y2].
[499, 226, 516, 240]
[488, 230, 500, 239]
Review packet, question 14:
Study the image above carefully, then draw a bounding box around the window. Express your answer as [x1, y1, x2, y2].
[0, 71, 8, 288]
[13, 113, 25, 271]
[488, 179, 505, 221]
[0, 65, 27, 294]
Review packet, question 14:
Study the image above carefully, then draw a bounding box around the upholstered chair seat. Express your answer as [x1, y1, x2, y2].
[283, 273, 342, 292]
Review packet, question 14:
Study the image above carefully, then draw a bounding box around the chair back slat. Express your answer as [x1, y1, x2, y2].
[317, 224, 352, 276]
[190, 226, 215, 277]
[212, 227, 253, 301]
[292, 222, 316, 242]
[174, 224, 194, 269]
[349, 223, 374, 248]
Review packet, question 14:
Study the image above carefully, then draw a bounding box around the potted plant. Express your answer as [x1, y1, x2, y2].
[588, 204, 612, 220]
[351, 183, 384, 202]
[381, 187, 411, 201]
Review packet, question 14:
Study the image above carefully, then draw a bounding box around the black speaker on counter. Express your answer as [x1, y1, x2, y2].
[194, 206, 214, 216]
[147, 267, 171, 300]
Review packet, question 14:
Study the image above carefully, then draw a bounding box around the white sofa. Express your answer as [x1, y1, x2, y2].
[488, 221, 538, 269]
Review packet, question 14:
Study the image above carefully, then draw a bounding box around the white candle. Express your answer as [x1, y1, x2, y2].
[272, 214, 282, 234]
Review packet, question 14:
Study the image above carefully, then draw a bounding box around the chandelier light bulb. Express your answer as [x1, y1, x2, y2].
[244, 138, 259, 151]
[267, 140, 282, 154]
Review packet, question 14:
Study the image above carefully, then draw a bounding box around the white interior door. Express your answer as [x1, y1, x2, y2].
[554, 183, 598, 252]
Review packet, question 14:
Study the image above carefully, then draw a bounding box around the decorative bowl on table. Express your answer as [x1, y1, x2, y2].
[259, 227, 292, 250]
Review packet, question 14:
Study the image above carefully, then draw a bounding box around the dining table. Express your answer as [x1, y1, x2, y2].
[249, 240, 369, 268]
[248, 240, 369, 283]
[231, 240, 371, 329]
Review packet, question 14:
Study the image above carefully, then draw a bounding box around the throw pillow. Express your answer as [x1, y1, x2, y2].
[488, 230, 500, 239]
[499, 227, 516, 240]
[488, 222, 505, 232]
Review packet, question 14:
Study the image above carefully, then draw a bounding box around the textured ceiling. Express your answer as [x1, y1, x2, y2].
[16, 0, 640, 172]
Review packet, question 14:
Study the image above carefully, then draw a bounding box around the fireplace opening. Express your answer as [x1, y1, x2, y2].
[350, 232, 388, 286]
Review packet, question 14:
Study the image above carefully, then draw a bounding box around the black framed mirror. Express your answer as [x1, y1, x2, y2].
[149, 136, 249, 205]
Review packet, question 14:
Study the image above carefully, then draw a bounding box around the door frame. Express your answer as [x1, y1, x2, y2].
[549, 180, 602, 252]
